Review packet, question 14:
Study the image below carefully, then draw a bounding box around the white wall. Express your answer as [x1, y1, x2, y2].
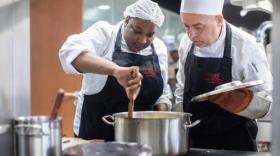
[0, 0, 30, 155]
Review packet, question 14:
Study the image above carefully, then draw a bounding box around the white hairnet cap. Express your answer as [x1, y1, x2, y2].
[180, 0, 224, 15]
[123, 0, 164, 27]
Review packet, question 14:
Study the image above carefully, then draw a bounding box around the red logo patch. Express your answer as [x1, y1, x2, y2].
[204, 73, 223, 85]
[142, 67, 156, 77]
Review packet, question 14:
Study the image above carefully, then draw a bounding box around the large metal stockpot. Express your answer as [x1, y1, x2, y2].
[102, 111, 200, 156]
[14, 116, 62, 156]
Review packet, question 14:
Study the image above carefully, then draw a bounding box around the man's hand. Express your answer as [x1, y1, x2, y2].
[208, 88, 253, 113]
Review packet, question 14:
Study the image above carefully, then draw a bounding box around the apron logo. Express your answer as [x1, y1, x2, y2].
[204, 73, 223, 85]
[142, 67, 156, 77]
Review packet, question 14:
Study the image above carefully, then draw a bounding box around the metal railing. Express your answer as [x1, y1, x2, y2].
[256, 21, 273, 45]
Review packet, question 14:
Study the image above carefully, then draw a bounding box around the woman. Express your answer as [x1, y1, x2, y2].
[59, 0, 171, 141]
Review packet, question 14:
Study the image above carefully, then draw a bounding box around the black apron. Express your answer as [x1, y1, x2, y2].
[78, 25, 164, 141]
[183, 24, 258, 151]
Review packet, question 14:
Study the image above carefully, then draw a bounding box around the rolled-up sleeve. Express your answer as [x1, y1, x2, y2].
[235, 42, 273, 119]
[59, 21, 113, 74]
[175, 35, 190, 105]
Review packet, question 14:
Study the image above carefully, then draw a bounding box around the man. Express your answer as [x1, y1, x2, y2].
[175, 0, 273, 151]
[59, 0, 171, 141]
[169, 49, 179, 74]
[168, 49, 179, 103]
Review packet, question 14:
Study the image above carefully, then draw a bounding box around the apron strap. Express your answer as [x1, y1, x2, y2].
[223, 23, 232, 59]
[184, 44, 195, 92]
[114, 24, 123, 52]
[150, 43, 156, 56]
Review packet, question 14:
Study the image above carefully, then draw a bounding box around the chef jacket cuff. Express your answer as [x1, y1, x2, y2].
[236, 92, 272, 119]
[63, 50, 88, 74]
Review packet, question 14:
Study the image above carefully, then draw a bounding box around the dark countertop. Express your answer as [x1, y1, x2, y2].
[185, 148, 271, 156]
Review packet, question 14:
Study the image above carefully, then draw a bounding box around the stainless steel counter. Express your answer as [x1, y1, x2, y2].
[62, 138, 271, 156]
[185, 148, 271, 156]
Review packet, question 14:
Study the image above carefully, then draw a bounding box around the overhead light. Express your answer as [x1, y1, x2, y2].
[98, 5, 111, 10]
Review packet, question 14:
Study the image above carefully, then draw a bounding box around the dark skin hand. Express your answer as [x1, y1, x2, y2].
[157, 103, 169, 111]
[72, 52, 142, 89]
[125, 67, 143, 100]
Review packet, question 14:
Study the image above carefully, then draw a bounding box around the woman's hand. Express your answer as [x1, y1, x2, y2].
[112, 66, 142, 88]
[125, 68, 143, 100]
[112, 66, 142, 100]
[156, 103, 169, 111]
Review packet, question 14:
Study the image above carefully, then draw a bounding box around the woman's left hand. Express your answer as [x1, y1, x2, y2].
[156, 103, 169, 111]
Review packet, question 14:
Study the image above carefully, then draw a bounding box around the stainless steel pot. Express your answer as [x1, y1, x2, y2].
[14, 116, 62, 156]
[102, 111, 200, 156]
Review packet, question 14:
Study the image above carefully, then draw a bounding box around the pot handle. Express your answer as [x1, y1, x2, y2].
[184, 120, 201, 128]
[102, 115, 115, 126]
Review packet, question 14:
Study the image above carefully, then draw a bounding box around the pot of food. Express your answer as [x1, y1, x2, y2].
[14, 116, 63, 156]
[102, 111, 200, 155]
[63, 142, 152, 156]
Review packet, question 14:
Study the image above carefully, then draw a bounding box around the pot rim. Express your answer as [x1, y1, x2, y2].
[111, 111, 192, 119]
[14, 115, 62, 123]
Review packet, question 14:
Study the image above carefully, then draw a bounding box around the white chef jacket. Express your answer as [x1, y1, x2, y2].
[59, 21, 171, 134]
[174, 21, 273, 119]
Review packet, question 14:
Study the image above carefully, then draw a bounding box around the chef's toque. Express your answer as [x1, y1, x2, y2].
[123, 0, 164, 27]
[180, 0, 225, 15]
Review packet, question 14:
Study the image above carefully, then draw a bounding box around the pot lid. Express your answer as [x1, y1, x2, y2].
[191, 80, 264, 102]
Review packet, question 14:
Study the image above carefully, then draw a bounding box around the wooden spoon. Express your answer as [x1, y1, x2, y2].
[127, 71, 137, 118]
[128, 98, 135, 118]
[126, 68, 142, 118]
